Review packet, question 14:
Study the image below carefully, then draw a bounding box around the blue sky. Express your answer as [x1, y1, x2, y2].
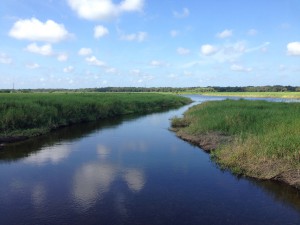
[0, 0, 299, 89]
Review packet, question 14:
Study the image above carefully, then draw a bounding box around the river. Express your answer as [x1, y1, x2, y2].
[1, 95, 300, 225]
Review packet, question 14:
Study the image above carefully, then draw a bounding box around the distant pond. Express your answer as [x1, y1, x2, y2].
[1, 95, 300, 225]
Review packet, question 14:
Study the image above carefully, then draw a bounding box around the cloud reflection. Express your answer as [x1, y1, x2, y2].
[72, 163, 146, 210]
[97, 145, 110, 159]
[24, 144, 72, 166]
[123, 169, 145, 192]
[72, 163, 117, 210]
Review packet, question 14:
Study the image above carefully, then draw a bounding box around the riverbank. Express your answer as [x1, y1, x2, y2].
[171, 99, 300, 189]
[0, 92, 191, 145]
[201, 92, 300, 99]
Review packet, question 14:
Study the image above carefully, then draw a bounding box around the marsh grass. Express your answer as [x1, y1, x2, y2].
[175, 99, 300, 178]
[0, 92, 191, 137]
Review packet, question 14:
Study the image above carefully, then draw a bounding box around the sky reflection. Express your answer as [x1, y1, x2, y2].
[23, 144, 72, 166]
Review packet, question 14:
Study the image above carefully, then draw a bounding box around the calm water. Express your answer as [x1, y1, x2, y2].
[1, 95, 300, 225]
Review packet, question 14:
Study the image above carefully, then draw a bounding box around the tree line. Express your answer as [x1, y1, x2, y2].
[1, 85, 300, 93]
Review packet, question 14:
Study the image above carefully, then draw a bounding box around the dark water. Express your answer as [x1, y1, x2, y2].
[1, 95, 300, 225]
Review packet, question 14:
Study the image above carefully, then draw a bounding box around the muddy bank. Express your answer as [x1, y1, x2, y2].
[172, 127, 300, 190]
[171, 128, 231, 152]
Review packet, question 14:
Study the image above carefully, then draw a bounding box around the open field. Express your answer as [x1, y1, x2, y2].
[0, 92, 191, 140]
[201, 92, 300, 99]
[172, 99, 300, 188]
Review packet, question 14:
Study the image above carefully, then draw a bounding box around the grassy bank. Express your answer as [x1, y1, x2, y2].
[172, 99, 300, 188]
[0, 92, 191, 141]
[202, 92, 300, 99]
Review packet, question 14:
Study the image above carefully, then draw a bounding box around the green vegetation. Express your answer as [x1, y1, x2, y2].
[202, 92, 300, 99]
[0, 92, 191, 139]
[3, 85, 300, 94]
[172, 100, 300, 187]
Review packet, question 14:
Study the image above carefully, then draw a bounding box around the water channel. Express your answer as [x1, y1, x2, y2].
[1, 95, 300, 225]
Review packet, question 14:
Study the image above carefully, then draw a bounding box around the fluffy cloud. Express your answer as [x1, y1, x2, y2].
[26, 63, 40, 69]
[25, 43, 53, 56]
[201, 44, 218, 56]
[57, 53, 68, 62]
[9, 18, 70, 43]
[0, 53, 12, 64]
[216, 29, 233, 39]
[177, 47, 190, 55]
[173, 7, 190, 18]
[25, 43, 69, 61]
[86, 56, 106, 66]
[67, 0, 144, 21]
[63, 66, 74, 73]
[119, 0, 144, 11]
[120, 32, 147, 42]
[94, 25, 109, 39]
[287, 42, 300, 56]
[230, 64, 252, 72]
[78, 48, 92, 56]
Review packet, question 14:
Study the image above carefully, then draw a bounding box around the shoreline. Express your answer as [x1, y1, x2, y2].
[171, 99, 300, 190]
[172, 127, 300, 190]
[0, 93, 191, 148]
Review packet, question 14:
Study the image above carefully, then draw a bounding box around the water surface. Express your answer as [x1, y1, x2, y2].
[1, 95, 300, 225]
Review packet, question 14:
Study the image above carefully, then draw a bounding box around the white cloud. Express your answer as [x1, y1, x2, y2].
[246, 42, 270, 53]
[25, 43, 53, 56]
[177, 47, 190, 55]
[287, 42, 300, 56]
[63, 66, 74, 73]
[120, 31, 147, 42]
[94, 25, 109, 39]
[78, 48, 92, 56]
[119, 0, 144, 11]
[205, 41, 246, 63]
[230, 64, 252, 72]
[216, 29, 233, 39]
[173, 7, 190, 18]
[26, 63, 40, 69]
[150, 60, 166, 67]
[9, 18, 70, 43]
[0, 53, 12, 64]
[57, 53, 68, 62]
[86, 56, 106, 67]
[67, 0, 144, 21]
[170, 30, 179, 37]
[247, 29, 257, 36]
[201, 44, 218, 56]
[185, 41, 268, 69]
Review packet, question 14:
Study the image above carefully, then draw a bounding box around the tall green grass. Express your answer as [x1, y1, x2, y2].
[174, 99, 300, 177]
[0, 92, 191, 137]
